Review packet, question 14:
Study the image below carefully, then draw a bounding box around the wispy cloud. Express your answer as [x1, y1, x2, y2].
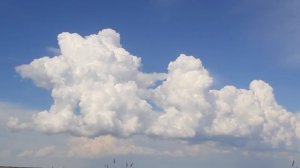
[46, 47, 61, 55]
[18, 146, 56, 158]
[67, 135, 155, 158]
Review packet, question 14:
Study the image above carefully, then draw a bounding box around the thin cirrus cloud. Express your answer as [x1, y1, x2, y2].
[10, 28, 300, 152]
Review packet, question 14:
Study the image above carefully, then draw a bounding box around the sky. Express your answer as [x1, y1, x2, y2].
[1, 0, 300, 168]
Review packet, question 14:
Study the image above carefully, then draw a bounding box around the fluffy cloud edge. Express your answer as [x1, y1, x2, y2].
[10, 28, 300, 153]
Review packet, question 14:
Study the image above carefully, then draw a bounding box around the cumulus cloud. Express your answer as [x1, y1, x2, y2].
[12, 28, 300, 152]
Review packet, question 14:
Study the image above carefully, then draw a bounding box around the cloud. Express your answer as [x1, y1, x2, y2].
[0, 102, 36, 131]
[46, 47, 61, 55]
[12, 28, 300, 152]
[10, 134, 229, 160]
[18, 146, 56, 158]
[67, 135, 154, 158]
[66, 135, 230, 158]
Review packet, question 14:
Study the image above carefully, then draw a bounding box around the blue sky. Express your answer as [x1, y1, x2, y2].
[1, 0, 300, 111]
[1, 0, 300, 168]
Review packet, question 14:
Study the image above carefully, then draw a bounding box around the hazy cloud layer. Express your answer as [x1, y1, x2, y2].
[18, 146, 56, 158]
[12, 29, 300, 151]
[67, 135, 155, 158]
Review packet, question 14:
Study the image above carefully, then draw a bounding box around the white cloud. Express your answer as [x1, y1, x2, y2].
[7, 117, 32, 131]
[67, 135, 154, 158]
[147, 55, 213, 138]
[66, 135, 232, 158]
[13, 28, 300, 152]
[0, 102, 36, 131]
[46, 47, 61, 55]
[18, 146, 56, 158]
